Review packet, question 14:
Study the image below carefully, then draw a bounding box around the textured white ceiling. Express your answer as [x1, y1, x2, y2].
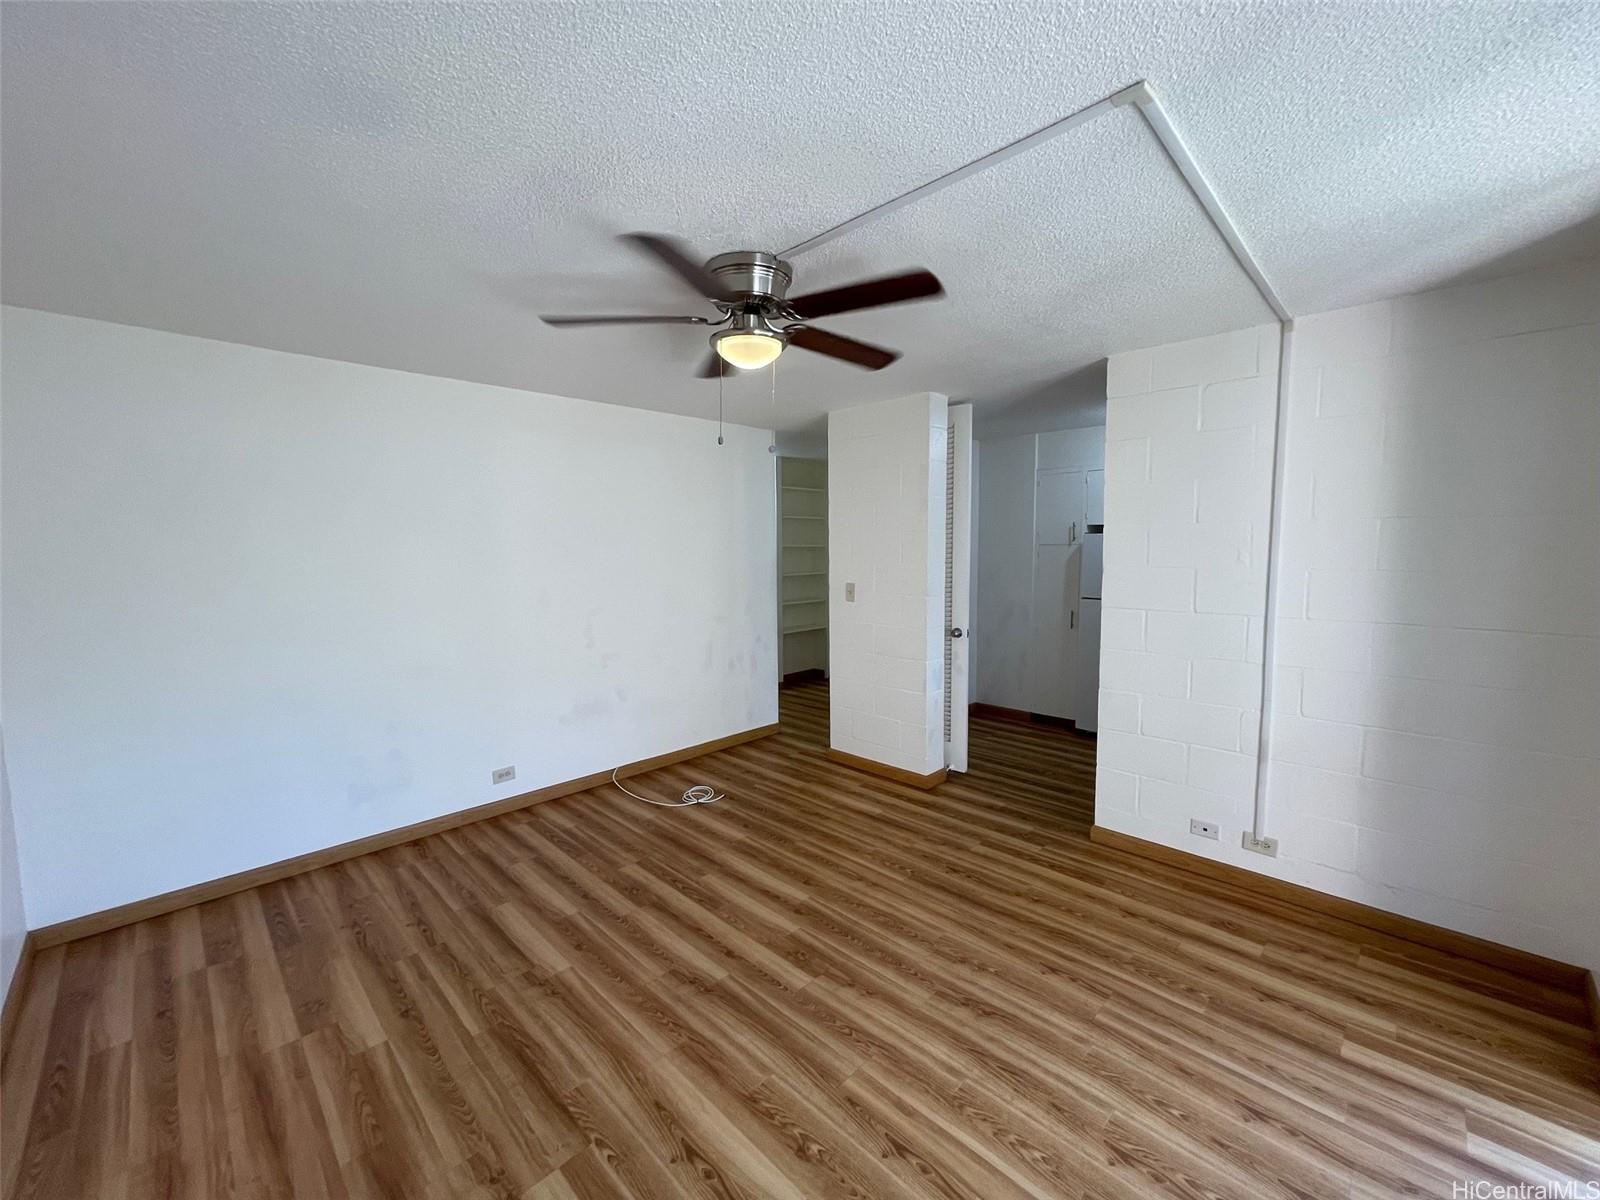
[4, 2, 1598, 437]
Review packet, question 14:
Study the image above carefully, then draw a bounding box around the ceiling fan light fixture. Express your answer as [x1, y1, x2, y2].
[712, 327, 785, 370]
[540, 234, 941, 377]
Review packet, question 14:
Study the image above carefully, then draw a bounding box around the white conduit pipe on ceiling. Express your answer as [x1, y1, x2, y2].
[783, 82, 1295, 842]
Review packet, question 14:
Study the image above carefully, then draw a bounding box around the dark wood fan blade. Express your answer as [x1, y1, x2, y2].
[788, 326, 899, 370]
[696, 351, 725, 379]
[622, 233, 736, 302]
[540, 314, 710, 327]
[786, 269, 942, 319]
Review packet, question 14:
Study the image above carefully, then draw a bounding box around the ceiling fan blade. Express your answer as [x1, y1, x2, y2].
[786, 269, 943, 320]
[540, 314, 710, 327]
[696, 351, 725, 379]
[622, 232, 736, 302]
[787, 325, 899, 370]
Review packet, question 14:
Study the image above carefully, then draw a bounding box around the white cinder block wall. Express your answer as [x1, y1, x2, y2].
[828, 393, 948, 776]
[1098, 259, 1600, 976]
[1268, 259, 1599, 974]
[1096, 324, 1282, 844]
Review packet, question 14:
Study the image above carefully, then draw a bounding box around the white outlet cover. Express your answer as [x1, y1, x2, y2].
[492, 766, 516, 784]
[1242, 831, 1279, 856]
[1189, 818, 1218, 840]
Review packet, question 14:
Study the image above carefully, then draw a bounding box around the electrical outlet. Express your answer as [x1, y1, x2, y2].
[1242, 831, 1279, 857]
[1189, 818, 1218, 840]
[491, 766, 516, 785]
[845, 581, 856, 602]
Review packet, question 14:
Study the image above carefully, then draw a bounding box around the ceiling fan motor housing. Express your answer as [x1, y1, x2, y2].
[707, 251, 793, 308]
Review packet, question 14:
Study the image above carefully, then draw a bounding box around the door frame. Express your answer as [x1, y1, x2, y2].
[946, 403, 973, 773]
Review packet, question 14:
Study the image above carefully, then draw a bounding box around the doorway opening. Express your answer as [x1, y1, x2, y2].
[969, 422, 1107, 750]
[778, 454, 828, 690]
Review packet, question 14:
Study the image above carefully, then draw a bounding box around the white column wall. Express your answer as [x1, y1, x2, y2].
[828, 393, 948, 776]
[1096, 324, 1282, 840]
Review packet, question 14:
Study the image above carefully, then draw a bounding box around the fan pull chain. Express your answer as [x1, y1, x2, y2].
[717, 356, 725, 446]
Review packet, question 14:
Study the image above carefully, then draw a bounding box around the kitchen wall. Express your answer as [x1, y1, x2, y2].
[974, 427, 1105, 714]
[828, 393, 948, 776]
[1096, 258, 1600, 975]
[974, 434, 1039, 711]
[2, 307, 778, 929]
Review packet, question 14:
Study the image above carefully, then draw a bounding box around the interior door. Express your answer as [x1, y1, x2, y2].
[945, 403, 973, 773]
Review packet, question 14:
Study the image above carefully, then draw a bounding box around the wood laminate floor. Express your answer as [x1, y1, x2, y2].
[3, 683, 1597, 1199]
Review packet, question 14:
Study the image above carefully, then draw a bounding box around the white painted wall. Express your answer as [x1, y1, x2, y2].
[2, 307, 778, 929]
[1097, 258, 1600, 976]
[1096, 323, 1281, 844]
[0, 377, 24, 997]
[1037, 427, 1107, 474]
[828, 393, 948, 776]
[1, 732, 25, 1000]
[974, 429, 1106, 711]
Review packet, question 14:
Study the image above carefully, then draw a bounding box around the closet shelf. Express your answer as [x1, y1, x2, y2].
[780, 457, 828, 667]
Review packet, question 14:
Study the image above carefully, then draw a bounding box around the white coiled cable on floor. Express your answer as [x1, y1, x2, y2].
[610, 767, 723, 807]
